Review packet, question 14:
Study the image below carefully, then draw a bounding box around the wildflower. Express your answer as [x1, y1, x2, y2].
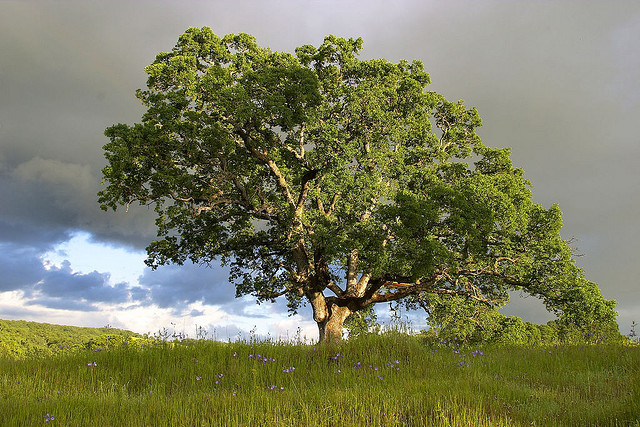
[329, 353, 342, 362]
[44, 413, 55, 422]
[233, 352, 237, 357]
[282, 367, 295, 374]
[196, 376, 201, 381]
[87, 362, 97, 367]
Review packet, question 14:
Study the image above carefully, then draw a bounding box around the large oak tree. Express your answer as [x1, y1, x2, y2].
[99, 28, 617, 342]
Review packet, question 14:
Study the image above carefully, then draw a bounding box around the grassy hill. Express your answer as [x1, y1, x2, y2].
[0, 319, 141, 358]
[0, 321, 639, 425]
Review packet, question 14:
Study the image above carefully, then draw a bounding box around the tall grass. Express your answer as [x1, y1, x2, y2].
[1, 332, 638, 426]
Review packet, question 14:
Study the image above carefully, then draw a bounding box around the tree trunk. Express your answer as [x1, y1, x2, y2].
[317, 304, 351, 343]
[308, 291, 352, 343]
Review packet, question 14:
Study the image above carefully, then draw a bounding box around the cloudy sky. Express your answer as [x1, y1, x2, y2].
[1, 0, 638, 340]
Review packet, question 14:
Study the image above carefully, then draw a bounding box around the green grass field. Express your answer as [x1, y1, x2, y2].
[1, 322, 638, 426]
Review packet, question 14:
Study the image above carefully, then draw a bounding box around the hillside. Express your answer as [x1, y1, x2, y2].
[0, 319, 141, 358]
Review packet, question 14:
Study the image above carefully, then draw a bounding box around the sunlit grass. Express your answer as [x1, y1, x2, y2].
[1, 333, 638, 426]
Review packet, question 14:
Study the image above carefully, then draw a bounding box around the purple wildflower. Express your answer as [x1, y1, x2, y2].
[87, 362, 97, 367]
[44, 413, 55, 423]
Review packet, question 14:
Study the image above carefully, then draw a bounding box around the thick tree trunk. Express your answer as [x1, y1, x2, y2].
[317, 304, 351, 343]
[308, 291, 351, 343]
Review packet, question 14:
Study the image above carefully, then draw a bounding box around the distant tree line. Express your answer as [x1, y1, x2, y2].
[0, 319, 142, 358]
[345, 297, 626, 345]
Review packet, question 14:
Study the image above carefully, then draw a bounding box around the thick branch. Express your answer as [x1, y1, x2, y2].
[346, 249, 359, 294]
[236, 130, 296, 210]
[296, 169, 317, 218]
[273, 126, 309, 167]
[327, 281, 345, 297]
[317, 192, 339, 217]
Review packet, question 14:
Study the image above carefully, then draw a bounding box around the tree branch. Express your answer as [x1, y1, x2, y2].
[327, 281, 345, 297]
[236, 130, 297, 210]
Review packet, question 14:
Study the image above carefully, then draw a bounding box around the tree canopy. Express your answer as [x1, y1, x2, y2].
[99, 27, 618, 342]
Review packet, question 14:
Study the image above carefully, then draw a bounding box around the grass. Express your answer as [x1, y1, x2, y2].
[1, 331, 639, 426]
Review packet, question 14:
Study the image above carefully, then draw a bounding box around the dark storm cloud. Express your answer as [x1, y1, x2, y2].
[0, 1, 638, 330]
[0, 243, 147, 312]
[0, 156, 158, 250]
[137, 262, 237, 310]
[34, 260, 129, 304]
[0, 220, 72, 251]
[136, 261, 299, 319]
[0, 243, 47, 292]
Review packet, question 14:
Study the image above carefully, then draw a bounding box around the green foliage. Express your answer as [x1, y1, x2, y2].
[343, 305, 381, 338]
[0, 319, 143, 359]
[99, 27, 618, 341]
[420, 295, 625, 345]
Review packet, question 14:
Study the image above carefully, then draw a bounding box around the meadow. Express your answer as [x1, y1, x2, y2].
[0, 321, 638, 426]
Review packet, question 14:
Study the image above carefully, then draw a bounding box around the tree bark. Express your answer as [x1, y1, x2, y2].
[317, 304, 351, 343]
[309, 291, 351, 343]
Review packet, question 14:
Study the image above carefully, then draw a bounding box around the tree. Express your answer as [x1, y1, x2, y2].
[99, 27, 618, 343]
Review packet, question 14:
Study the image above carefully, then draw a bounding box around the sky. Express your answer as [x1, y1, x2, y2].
[1, 0, 639, 341]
